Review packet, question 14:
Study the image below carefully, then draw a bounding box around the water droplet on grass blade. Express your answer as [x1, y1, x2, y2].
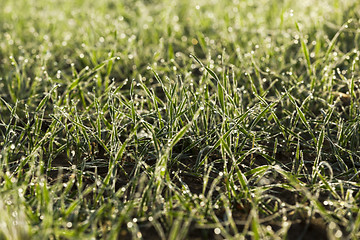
[335, 230, 342, 238]
[214, 228, 221, 235]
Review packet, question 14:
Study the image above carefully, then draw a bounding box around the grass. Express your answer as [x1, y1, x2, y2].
[0, 0, 360, 239]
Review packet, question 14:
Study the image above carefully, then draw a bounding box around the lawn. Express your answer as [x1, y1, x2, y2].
[0, 0, 360, 239]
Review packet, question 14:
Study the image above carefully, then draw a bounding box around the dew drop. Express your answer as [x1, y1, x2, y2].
[335, 230, 342, 238]
[289, 9, 294, 17]
[329, 222, 336, 230]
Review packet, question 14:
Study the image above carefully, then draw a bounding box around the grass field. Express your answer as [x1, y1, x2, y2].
[0, 0, 360, 239]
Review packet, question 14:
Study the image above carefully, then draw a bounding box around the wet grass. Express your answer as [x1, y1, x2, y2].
[0, 0, 360, 239]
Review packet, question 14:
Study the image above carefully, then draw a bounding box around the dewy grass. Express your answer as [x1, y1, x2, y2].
[0, 0, 360, 239]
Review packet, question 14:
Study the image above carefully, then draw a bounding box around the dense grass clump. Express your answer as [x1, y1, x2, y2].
[0, 0, 360, 239]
